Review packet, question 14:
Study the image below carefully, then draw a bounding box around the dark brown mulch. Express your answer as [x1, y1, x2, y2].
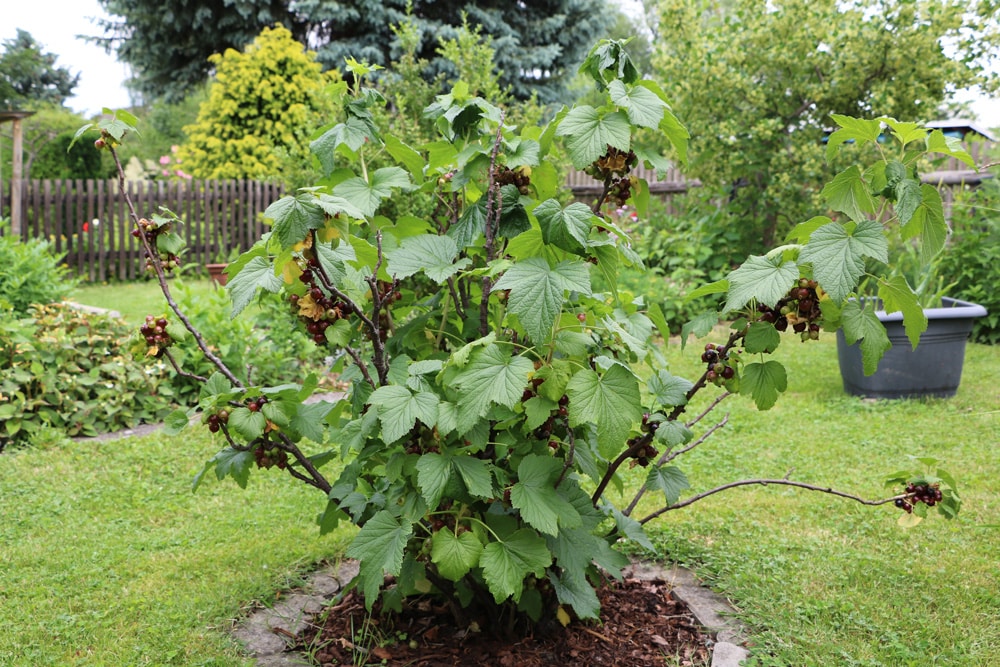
[293, 577, 712, 666]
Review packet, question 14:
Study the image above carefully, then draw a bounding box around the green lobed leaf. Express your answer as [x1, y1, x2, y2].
[451, 344, 535, 423]
[821, 165, 876, 223]
[345, 510, 413, 607]
[227, 255, 284, 318]
[212, 447, 254, 489]
[740, 360, 787, 410]
[925, 130, 976, 169]
[878, 276, 928, 349]
[724, 255, 799, 313]
[228, 407, 266, 441]
[608, 80, 666, 130]
[451, 457, 494, 499]
[415, 453, 451, 510]
[841, 300, 891, 375]
[480, 529, 552, 603]
[567, 365, 642, 458]
[163, 409, 190, 436]
[367, 385, 440, 443]
[680, 311, 720, 348]
[647, 370, 693, 407]
[644, 465, 690, 506]
[492, 257, 592, 344]
[551, 569, 602, 620]
[385, 234, 471, 284]
[510, 455, 582, 536]
[554, 107, 631, 168]
[744, 321, 781, 354]
[901, 184, 948, 262]
[310, 118, 375, 176]
[383, 134, 426, 181]
[825, 115, 883, 161]
[535, 199, 593, 253]
[333, 167, 413, 217]
[263, 194, 327, 248]
[798, 219, 888, 303]
[893, 178, 923, 226]
[431, 528, 483, 581]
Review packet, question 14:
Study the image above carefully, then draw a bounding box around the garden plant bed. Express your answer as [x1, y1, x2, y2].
[295, 577, 712, 666]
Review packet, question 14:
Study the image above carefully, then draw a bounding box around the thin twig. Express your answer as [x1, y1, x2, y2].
[109, 145, 244, 389]
[479, 112, 506, 337]
[639, 479, 906, 524]
[162, 349, 208, 383]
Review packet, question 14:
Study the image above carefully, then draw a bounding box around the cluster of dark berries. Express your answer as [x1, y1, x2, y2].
[757, 279, 823, 341]
[495, 165, 532, 195]
[246, 396, 267, 413]
[895, 482, 944, 513]
[702, 343, 736, 385]
[132, 218, 179, 273]
[626, 435, 658, 467]
[205, 409, 229, 433]
[254, 445, 288, 470]
[139, 314, 172, 351]
[291, 257, 354, 346]
[584, 146, 639, 207]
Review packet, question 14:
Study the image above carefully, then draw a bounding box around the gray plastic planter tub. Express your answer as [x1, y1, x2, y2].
[836, 297, 988, 399]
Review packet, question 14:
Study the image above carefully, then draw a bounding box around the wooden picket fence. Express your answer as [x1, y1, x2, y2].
[11, 178, 283, 282]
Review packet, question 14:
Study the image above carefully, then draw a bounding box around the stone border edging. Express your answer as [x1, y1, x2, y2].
[234, 559, 750, 667]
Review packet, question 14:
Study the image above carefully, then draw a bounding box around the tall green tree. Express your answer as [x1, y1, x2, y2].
[0, 30, 79, 109]
[178, 25, 338, 180]
[650, 0, 1000, 251]
[93, 0, 297, 104]
[94, 0, 606, 104]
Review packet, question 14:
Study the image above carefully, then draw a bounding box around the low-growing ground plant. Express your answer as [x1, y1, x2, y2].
[77, 41, 971, 634]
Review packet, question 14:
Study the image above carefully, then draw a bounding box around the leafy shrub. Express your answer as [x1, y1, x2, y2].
[0, 221, 76, 315]
[0, 304, 172, 449]
[88, 42, 964, 633]
[937, 178, 1000, 344]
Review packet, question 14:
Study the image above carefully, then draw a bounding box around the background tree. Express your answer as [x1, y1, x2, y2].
[93, 0, 298, 104]
[0, 30, 79, 109]
[94, 0, 608, 105]
[650, 0, 1000, 252]
[178, 26, 338, 180]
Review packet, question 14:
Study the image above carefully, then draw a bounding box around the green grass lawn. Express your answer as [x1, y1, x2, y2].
[5, 293, 998, 665]
[69, 277, 221, 326]
[0, 430, 351, 666]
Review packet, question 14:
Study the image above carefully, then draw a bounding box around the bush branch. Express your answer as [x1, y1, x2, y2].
[639, 478, 904, 524]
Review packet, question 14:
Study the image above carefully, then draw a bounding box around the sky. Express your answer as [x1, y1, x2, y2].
[2, 0, 998, 131]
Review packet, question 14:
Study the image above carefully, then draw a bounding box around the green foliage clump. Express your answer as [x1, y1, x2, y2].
[29, 129, 105, 179]
[937, 177, 1000, 344]
[0, 223, 76, 315]
[652, 0, 1000, 253]
[0, 303, 172, 449]
[179, 25, 339, 180]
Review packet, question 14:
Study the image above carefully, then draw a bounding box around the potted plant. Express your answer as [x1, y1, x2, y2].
[205, 247, 240, 286]
[830, 142, 988, 399]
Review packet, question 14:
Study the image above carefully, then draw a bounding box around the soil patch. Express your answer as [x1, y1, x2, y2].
[293, 576, 712, 666]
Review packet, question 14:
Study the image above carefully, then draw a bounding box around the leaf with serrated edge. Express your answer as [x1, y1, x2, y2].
[725, 255, 798, 313]
[227, 255, 284, 318]
[799, 219, 888, 303]
[555, 106, 631, 168]
[345, 511, 413, 606]
[368, 385, 440, 443]
[451, 457, 493, 499]
[901, 184, 948, 262]
[878, 276, 928, 348]
[415, 453, 451, 510]
[740, 361, 787, 410]
[451, 344, 534, 421]
[493, 257, 591, 343]
[480, 529, 552, 603]
[567, 365, 642, 458]
[744, 321, 781, 354]
[645, 465, 690, 506]
[821, 165, 875, 223]
[608, 80, 665, 130]
[648, 370, 693, 407]
[431, 529, 483, 581]
[510, 455, 582, 536]
[386, 234, 471, 283]
[535, 199, 593, 253]
[841, 301, 891, 375]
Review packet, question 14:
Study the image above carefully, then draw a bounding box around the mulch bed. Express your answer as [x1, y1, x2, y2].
[293, 577, 712, 666]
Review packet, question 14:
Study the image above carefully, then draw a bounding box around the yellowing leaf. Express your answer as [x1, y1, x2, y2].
[557, 606, 571, 627]
[281, 260, 300, 284]
[898, 512, 923, 528]
[297, 294, 325, 320]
